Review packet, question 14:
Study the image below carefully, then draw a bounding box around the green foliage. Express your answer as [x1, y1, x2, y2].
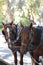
[14, 15, 30, 26]
[20, 15, 30, 26]
[0, 0, 43, 25]
[0, 0, 6, 20]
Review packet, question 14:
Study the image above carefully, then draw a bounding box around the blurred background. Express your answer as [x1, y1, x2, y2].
[0, 0, 43, 29]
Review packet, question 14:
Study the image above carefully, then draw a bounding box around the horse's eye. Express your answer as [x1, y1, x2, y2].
[2, 30, 5, 35]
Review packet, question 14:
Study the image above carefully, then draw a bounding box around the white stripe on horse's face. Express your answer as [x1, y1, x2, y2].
[7, 28, 11, 42]
[7, 28, 10, 37]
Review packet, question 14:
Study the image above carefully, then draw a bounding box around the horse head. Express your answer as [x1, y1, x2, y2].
[20, 23, 33, 44]
[20, 23, 35, 53]
[2, 21, 17, 45]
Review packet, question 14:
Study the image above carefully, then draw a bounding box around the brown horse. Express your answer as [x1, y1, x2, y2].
[2, 21, 23, 65]
[20, 23, 43, 65]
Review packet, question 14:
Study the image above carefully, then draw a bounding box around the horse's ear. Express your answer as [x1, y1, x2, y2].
[10, 20, 13, 25]
[29, 23, 33, 30]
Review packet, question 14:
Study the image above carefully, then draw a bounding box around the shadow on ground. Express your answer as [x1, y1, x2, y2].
[0, 59, 10, 65]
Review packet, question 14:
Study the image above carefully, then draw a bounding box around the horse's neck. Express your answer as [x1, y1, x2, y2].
[32, 27, 41, 44]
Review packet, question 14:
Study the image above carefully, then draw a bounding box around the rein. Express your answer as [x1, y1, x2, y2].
[30, 54, 39, 64]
